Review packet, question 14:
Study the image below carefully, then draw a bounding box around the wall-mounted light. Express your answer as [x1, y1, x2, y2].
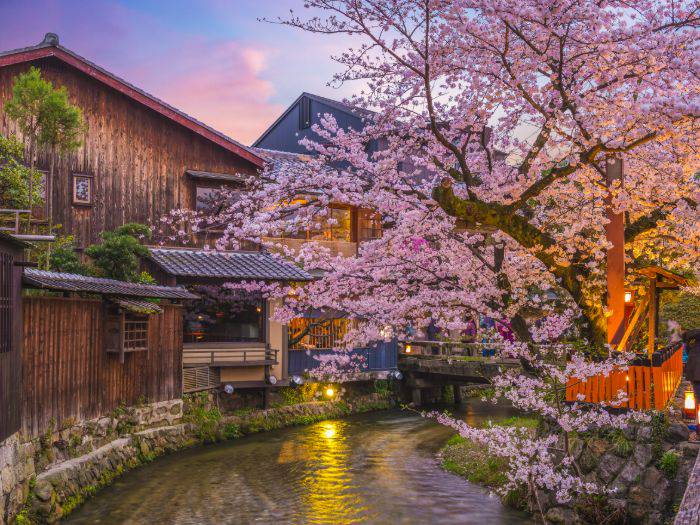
[223, 383, 234, 395]
[291, 375, 305, 386]
[404, 344, 412, 354]
[390, 370, 403, 381]
[325, 387, 335, 398]
[624, 291, 633, 303]
[267, 375, 278, 385]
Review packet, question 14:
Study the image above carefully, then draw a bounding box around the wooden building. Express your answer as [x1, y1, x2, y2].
[144, 247, 313, 397]
[20, 268, 197, 436]
[0, 233, 28, 441]
[0, 33, 265, 248]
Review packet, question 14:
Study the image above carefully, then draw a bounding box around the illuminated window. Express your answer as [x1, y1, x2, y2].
[358, 209, 382, 240]
[289, 318, 351, 350]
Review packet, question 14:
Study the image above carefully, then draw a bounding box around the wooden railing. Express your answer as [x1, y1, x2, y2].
[183, 344, 277, 367]
[565, 342, 683, 410]
[0, 209, 30, 234]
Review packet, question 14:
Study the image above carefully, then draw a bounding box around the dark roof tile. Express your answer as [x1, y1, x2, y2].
[23, 269, 198, 299]
[148, 248, 313, 281]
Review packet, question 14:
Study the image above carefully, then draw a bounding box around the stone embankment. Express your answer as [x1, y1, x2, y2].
[2, 393, 391, 524]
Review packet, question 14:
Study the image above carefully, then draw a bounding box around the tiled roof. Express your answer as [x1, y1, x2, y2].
[110, 298, 163, 314]
[23, 269, 198, 299]
[185, 170, 247, 184]
[148, 248, 313, 281]
[0, 231, 31, 248]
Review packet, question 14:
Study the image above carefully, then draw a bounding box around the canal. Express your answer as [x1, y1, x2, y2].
[66, 401, 532, 524]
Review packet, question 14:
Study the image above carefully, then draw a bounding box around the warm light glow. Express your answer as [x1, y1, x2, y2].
[624, 291, 633, 303]
[322, 422, 337, 439]
[685, 390, 696, 411]
[404, 344, 412, 353]
[325, 387, 335, 398]
[625, 375, 629, 382]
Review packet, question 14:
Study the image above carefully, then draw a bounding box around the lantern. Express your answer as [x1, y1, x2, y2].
[325, 387, 335, 398]
[684, 389, 696, 419]
[404, 344, 412, 354]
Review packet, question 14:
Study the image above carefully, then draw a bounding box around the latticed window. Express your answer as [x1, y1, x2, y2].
[124, 315, 149, 350]
[0, 252, 12, 354]
[289, 318, 351, 350]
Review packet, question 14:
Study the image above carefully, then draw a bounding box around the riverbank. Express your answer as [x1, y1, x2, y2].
[16, 392, 393, 524]
[439, 411, 699, 524]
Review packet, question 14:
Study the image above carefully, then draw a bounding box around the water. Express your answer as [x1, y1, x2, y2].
[66, 401, 531, 524]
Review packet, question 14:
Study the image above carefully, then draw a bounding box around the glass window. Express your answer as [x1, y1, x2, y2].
[309, 207, 352, 242]
[184, 287, 264, 343]
[358, 209, 382, 241]
[289, 318, 350, 350]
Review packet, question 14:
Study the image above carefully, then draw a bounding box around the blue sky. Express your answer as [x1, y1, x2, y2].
[0, 0, 358, 143]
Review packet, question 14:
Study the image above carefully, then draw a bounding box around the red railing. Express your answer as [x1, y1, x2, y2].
[565, 342, 683, 410]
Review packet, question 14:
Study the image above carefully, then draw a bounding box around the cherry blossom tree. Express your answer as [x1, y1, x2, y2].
[158, 1, 697, 512]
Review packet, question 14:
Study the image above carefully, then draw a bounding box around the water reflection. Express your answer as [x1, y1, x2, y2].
[66, 402, 532, 525]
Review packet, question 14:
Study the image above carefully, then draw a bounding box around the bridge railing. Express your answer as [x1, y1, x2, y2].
[565, 342, 683, 410]
[288, 340, 398, 376]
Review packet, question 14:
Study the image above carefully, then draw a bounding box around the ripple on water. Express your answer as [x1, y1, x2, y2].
[65, 403, 533, 525]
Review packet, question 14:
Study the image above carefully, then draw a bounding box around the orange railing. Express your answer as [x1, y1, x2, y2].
[565, 342, 683, 411]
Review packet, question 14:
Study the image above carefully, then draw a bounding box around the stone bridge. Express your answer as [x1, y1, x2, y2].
[397, 355, 521, 406]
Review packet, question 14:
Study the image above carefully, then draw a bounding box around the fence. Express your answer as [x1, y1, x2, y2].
[22, 296, 183, 437]
[565, 342, 683, 410]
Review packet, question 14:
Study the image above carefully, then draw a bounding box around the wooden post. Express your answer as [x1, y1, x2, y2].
[648, 277, 658, 357]
[453, 385, 463, 405]
[605, 157, 626, 346]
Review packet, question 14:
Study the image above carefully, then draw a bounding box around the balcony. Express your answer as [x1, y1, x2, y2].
[288, 341, 398, 376]
[183, 343, 277, 367]
[263, 237, 358, 258]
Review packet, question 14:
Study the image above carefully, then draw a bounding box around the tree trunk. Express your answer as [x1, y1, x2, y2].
[45, 146, 55, 269]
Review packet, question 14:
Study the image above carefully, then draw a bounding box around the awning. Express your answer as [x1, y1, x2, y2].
[110, 298, 163, 314]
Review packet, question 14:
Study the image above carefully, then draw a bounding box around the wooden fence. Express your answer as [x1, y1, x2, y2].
[22, 296, 183, 437]
[0, 245, 22, 441]
[565, 342, 683, 410]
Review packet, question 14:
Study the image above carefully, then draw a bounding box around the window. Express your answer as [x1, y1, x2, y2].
[289, 318, 350, 350]
[309, 207, 352, 242]
[299, 97, 311, 129]
[185, 288, 264, 344]
[105, 310, 150, 363]
[195, 186, 242, 213]
[0, 252, 12, 354]
[72, 173, 93, 206]
[358, 209, 382, 241]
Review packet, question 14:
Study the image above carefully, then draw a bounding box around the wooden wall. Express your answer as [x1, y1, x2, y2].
[0, 57, 258, 248]
[0, 241, 23, 441]
[22, 296, 183, 437]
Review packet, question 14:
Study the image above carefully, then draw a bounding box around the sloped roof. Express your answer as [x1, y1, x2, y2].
[253, 92, 375, 147]
[148, 248, 313, 281]
[0, 231, 31, 248]
[23, 268, 198, 299]
[185, 170, 247, 184]
[0, 33, 264, 168]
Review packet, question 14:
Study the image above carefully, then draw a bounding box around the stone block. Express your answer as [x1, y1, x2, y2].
[544, 506, 577, 524]
[633, 444, 654, 469]
[616, 460, 644, 486]
[598, 453, 626, 484]
[666, 422, 690, 444]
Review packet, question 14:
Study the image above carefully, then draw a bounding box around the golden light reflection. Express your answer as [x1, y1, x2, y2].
[299, 420, 366, 523]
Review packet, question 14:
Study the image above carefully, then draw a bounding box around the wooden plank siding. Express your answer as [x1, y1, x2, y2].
[0, 57, 259, 248]
[0, 243, 23, 441]
[21, 296, 183, 437]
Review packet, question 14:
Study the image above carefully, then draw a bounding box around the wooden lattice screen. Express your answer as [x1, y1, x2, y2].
[289, 318, 350, 350]
[124, 315, 149, 350]
[0, 252, 12, 354]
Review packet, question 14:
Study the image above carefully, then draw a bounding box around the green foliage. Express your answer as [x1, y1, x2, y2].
[184, 393, 223, 442]
[4, 67, 52, 143]
[38, 84, 84, 153]
[0, 134, 42, 209]
[607, 428, 633, 457]
[658, 450, 680, 479]
[650, 411, 669, 460]
[373, 379, 390, 396]
[223, 423, 242, 440]
[35, 235, 87, 273]
[84, 223, 152, 282]
[661, 291, 700, 331]
[277, 383, 318, 406]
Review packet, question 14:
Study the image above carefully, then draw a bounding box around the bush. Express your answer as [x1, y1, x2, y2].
[658, 451, 680, 479]
[85, 223, 152, 282]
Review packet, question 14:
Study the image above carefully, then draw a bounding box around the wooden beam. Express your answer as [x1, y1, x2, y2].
[605, 157, 626, 346]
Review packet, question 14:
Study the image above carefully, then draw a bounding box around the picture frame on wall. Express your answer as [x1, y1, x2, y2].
[72, 173, 93, 206]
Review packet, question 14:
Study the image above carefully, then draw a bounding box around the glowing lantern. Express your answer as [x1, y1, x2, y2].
[684, 389, 696, 418]
[624, 291, 633, 303]
[325, 387, 335, 398]
[404, 344, 412, 354]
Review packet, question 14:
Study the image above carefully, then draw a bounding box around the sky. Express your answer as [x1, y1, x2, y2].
[0, 0, 358, 145]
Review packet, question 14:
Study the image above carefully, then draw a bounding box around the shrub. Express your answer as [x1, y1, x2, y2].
[658, 451, 680, 479]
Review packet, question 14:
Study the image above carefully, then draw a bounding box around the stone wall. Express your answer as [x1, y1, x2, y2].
[543, 418, 697, 524]
[4, 393, 391, 524]
[0, 399, 183, 524]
